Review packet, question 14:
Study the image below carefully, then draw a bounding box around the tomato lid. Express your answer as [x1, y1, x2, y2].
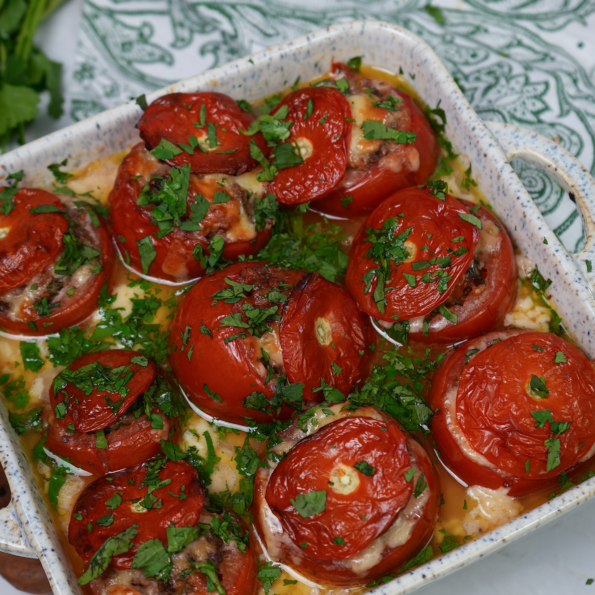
[50, 350, 158, 433]
[280, 273, 371, 401]
[265, 416, 413, 560]
[347, 186, 479, 321]
[69, 459, 204, 569]
[267, 87, 352, 205]
[0, 189, 68, 294]
[138, 92, 267, 175]
[457, 332, 595, 478]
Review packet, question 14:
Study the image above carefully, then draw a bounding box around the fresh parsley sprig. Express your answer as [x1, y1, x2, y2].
[0, 0, 66, 150]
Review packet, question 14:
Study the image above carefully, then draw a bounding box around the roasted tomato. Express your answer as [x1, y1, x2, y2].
[138, 92, 267, 175]
[314, 63, 439, 217]
[108, 143, 272, 283]
[264, 87, 352, 205]
[429, 330, 595, 497]
[86, 511, 258, 595]
[45, 350, 180, 474]
[169, 262, 374, 425]
[346, 186, 479, 321]
[69, 459, 204, 573]
[0, 188, 114, 336]
[407, 199, 517, 344]
[253, 404, 439, 584]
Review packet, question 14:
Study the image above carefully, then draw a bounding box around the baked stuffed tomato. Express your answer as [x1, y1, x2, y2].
[138, 91, 267, 176]
[0, 188, 114, 336]
[44, 350, 182, 474]
[429, 330, 595, 497]
[74, 472, 257, 595]
[314, 62, 439, 217]
[169, 262, 374, 425]
[108, 142, 273, 283]
[253, 404, 439, 585]
[346, 185, 517, 345]
[70, 459, 258, 595]
[263, 86, 352, 206]
[86, 513, 258, 595]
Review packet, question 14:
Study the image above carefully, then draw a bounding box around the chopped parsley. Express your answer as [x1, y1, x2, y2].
[354, 461, 375, 476]
[529, 375, 549, 399]
[372, 94, 402, 111]
[257, 211, 348, 283]
[290, 490, 327, 518]
[257, 560, 282, 595]
[361, 120, 417, 144]
[78, 525, 139, 585]
[346, 345, 440, 433]
[361, 217, 412, 314]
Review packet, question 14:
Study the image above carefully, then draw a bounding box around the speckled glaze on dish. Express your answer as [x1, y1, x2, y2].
[1, 20, 595, 595]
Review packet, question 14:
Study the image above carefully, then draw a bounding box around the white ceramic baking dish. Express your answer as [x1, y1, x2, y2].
[1, 19, 595, 595]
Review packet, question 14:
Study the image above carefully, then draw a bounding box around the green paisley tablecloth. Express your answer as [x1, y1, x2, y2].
[69, 0, 595, 253]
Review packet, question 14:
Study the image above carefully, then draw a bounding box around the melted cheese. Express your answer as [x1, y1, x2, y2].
[257, 329, 284, 368]
[67, 150, 127, 204]
[180, 413, 241, 497]
[224, 199, 257, 243]
[504, 282, 552, 332]
[462, 486, 523, 535]
[347, 94, 384, 164]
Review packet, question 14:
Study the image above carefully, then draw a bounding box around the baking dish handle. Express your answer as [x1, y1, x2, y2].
[485, 120, 595, 291]
[0, 501, 36, 557]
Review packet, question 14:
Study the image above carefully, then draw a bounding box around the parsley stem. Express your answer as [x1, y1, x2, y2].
[15, 0, 47, 60]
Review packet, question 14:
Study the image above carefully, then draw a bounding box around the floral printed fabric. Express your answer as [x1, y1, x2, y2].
[70, 0, 595, 250]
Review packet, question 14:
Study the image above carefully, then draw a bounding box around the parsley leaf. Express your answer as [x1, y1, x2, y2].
[19, 341, 44, 372]
[529, 266, 552, 293]
[354, 461, 375, 476]
[78, 525, 139, 585]
[290, 490, 327, 518]
[131, 539, 170, 578]
[346, 56, 363, 72]
[400, 546, 433, 574]
[150, 139, 183, 160]
[529, 375, 549, 399]
[137, 236, 157, 275]
[361, 120, 416, 144]
[458, 212, 482, 230]
[257, 560, 282, 595]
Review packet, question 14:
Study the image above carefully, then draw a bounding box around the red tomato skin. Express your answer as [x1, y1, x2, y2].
[0, 189, 68, 293]
[265, 416, 413, 560]
[253, 409, 439, 585]
[69, 461, 204, 570]
[44, 407, 173, 475]
[169, 262, 304, 424]
[109, 143, 271, 283]
[279, 273, 374, 401]
[409, 201, 517, 344]
[50, 350, 158, 433]
[0, 189, 115, 336]
[138, 92, 267, 175]
[429, 330, 595, 497]
[266, 87, 352, 205]
[346, 187, 479, 322]
[315, 65, 439, 217]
